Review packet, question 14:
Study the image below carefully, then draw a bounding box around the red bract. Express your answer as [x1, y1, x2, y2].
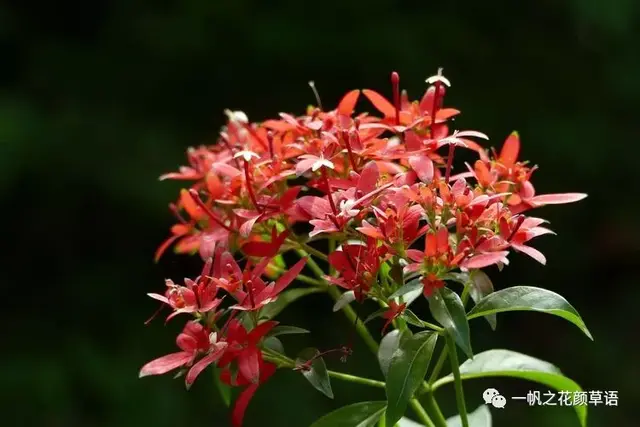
[241, 227, 290, 257]
[471, 132, 586, 213]
[213, 251, 307, 311]
[218, 319, 278, 383]
[147, 258, 223, 322]
[382, 300, 406, 333]
[217, 319, 279, 427]
[326, 239, 387, 301]
[139, 320, 227, 388]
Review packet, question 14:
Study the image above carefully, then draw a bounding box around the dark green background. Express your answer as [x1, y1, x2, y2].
[3, 1, 638, 426]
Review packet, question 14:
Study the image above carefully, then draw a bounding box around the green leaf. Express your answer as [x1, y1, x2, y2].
[385, 331, 438, 426]
[295, 347, 333, 399]
[269, 325, 310, 337]
[310, 401, 387, 427]
[263, 336, 284, 354]
[466, 286, 592, 340]
[429, 288, 473, 358]
[433, 349, 587, 427]
[402, 309, 432, 328]
[333, 290, 356, 312]
[259, 287, 323, 320]
[446, 404, 492, 427]
[443, 272, 470, 286]
[212, 366, 231, 407]
[364, 307, 388, 325]
[378, 329, 412, 378]
[388, 278, 422, 300]
[468, 270, 496, 330]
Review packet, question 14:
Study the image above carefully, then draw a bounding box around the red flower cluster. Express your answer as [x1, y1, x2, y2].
[142, 70, 586, 425]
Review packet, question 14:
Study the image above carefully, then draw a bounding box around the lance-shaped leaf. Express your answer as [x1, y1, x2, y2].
[385, 331, 438, 426]
[433, 349, 587, 427]
[333, 290, 356, 312]
[364, 307, 388, 325]
[377, 329, 412, 378]
[446, 404, 492, 427]
[402, 309, 439, 330]
[388, 278, 422, 300]
[259, 287, 324, 320]
[468, 270, 496, 330]
[310, 401, 387, 427]
[429, 288, 473, 358]
[269, 325, 310, 337]
[296, 347, 333, 399]
[263, 336, 285, 354]
[466, 286, 592, 340]
[212, 366, 231, 407]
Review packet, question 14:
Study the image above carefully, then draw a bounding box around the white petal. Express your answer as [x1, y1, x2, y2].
[224, 109, 248, 123]
[233, 150, 259, 161]
[426, 74, 452, 87]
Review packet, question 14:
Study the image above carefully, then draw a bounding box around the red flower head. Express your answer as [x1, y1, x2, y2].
[326, 239, 388, 301]
[218, 320, 279, 427]
[145, 70, 589, 427]
[139, 320, 227, 388]
[147, 257, 223, 322]
[213, 251, 307, 311]
[382, 300, 407, 333]
[471, 132, 586, 213]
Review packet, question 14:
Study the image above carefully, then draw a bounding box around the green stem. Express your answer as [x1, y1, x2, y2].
[268, 264, 326, 287]
[460, 283, 471, 307]
[295, 244, 435, 425]
[410, 399, 437, 427]
[424, 392, 449, 427]
[262, 350, 385, 388]
[328, 238, 336, 276]
[295, 248, 326, 278]
[427, 346, 448, 384]
[446, 334, 469, 427]
[288, 239, 329, 261]
[327, 370, 385, 389]
[328, 286, 379, 353]
[421, 321, 445, 333]
[296, 247, 379, 354]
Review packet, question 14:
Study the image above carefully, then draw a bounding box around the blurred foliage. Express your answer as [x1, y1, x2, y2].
[2, 0, 638, 426]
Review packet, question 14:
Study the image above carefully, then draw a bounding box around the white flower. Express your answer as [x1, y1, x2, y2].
[338, 199, 360, 218]
[233, 150, 260, 162]
[426, 68, 452, 87]
[224, 109, 249, 123]
[312, 158, 334, 171]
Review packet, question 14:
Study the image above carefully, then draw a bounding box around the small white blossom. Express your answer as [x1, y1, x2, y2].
[233, 150, 260, 162]
[312, 158, 334, 171]
[338, 199, 360, 218]
[426, 68, 452, 87]
[224, 109, 249, 123]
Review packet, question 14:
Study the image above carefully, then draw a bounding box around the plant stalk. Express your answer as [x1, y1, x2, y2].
[446, 334, 469, 427]
[295, 245, 438, 426]
[410, 399, 437, 427]
[424, 391, 449, 427]
[262, 350, 385, 389]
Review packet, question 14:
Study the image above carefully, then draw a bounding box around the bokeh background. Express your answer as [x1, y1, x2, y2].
[3, 0, 639, 426]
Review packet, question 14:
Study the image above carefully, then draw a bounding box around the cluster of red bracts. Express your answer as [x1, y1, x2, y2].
[143, 70, 586, 426]
[141, 245, 304, 426]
